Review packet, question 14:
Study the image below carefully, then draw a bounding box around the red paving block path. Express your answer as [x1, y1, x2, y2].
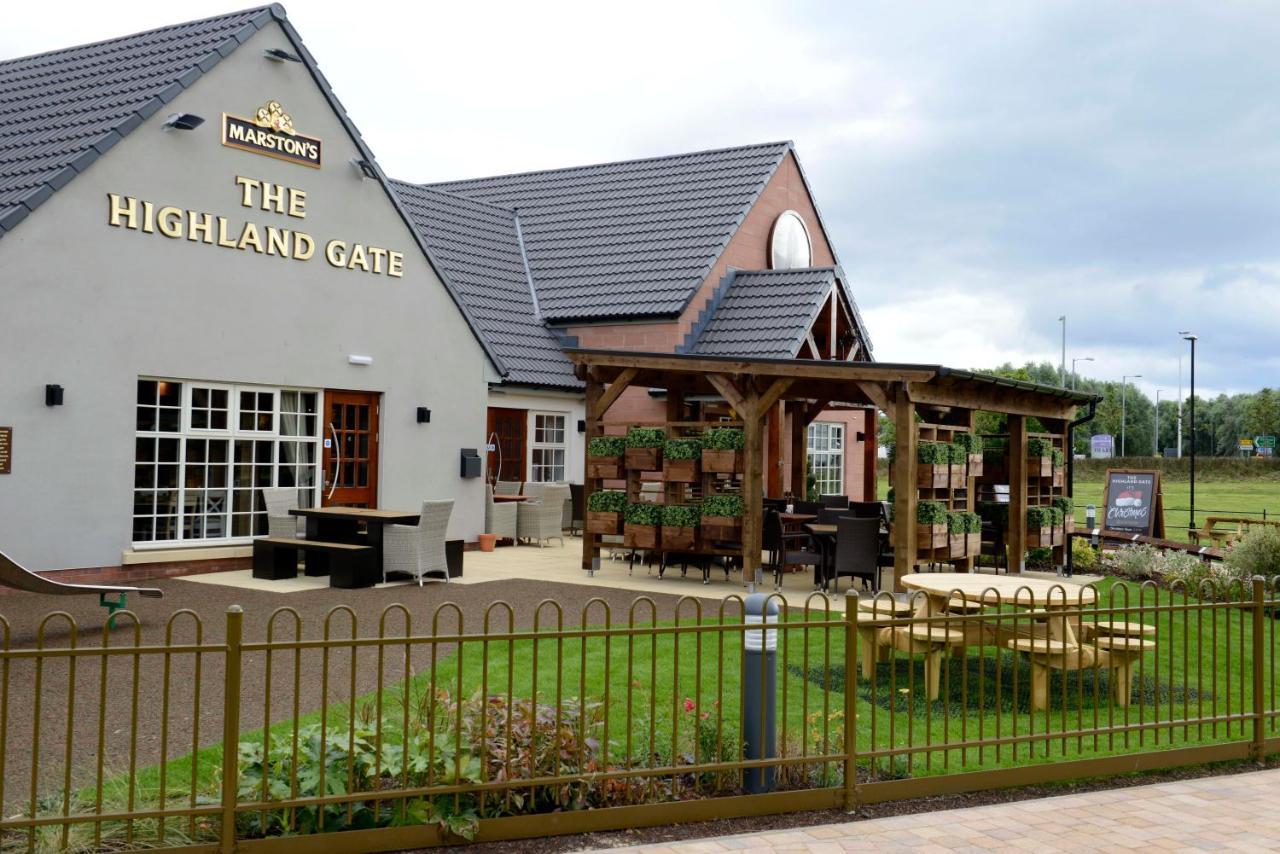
[601, 766, 1280, 852]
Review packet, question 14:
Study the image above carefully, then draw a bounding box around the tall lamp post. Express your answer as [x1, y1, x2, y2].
[1180, 332, 1198, 530]
[1121, 374, 1142, 457]
[1059, 316, 1067, 387]
[1154, 389, 1164, 457]
[1071, 356, 1094, 390]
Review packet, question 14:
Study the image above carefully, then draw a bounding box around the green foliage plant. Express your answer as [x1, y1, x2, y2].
[1026, 506, 1055, 529]
[1224, 525, 1280, 584]
[1052, 496, 1074, 516]
[702, 494, 744, 518]
[918, 442, 950, 465]
[1071, 538, 1098, 572]
[588, 436, 626, 457]
[703, 428, 744, 450]
[947, 511, 980, 534]
[1027, 437, 1051, 458]
[1052, 449, 1066, 467]
[625, 502, 663, 526]
[917, 500, 948, 525]
[952, 432, 983, 455]
[625, 427, 666, 449]
[587, 490, 626, 513]
[664, 437, 703, 460]
[661, 504, 701, 528]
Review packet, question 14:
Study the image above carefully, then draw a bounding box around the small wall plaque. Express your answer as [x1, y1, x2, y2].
[0, 427, 10, 475]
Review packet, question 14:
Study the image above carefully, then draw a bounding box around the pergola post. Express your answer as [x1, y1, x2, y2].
[581, 369, 603, 570]
[891, 383, 918, 592]
[1008, 414, 1028, 573]
[789, 401, 806, 499]
[767, 402, 783, 497]
[863, 408, 879, 501]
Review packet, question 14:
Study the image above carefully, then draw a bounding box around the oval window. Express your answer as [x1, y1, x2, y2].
[769, 210, 812, 269]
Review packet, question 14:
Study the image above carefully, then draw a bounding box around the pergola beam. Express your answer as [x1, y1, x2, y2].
[589, 367, 638, 421]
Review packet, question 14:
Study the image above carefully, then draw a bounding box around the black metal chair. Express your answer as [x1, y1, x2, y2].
[794, 500, 825, 518]
[979, 521, 1008, 573]
[846, 501, 883, 520]
[763, 497, 788, 514]
[821, 494, 849, 509]
[817, 506, 845, 525]
[763, 509, 823, 591]
[830, 516, 880, 593]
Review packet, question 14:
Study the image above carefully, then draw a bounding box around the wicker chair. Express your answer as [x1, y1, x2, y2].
[494, 480, 522, 496]
[763, 509, 822, 591]
[261, 487, 303, 538]
[383, 500, 452, 585]
[518, 484, 569, 547]
[830, 516, 880, 593]
[523, 481, 546, 500]
[485, 484, 517, 540]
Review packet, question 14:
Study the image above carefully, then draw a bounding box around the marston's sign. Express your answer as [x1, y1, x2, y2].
[222, 100, 322, 169]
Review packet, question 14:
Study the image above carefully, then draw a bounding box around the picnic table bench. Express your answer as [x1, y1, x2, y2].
[252, 537, 378, 589]
[1189, 516, 1280, 548]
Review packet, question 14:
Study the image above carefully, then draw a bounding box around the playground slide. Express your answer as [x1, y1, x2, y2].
[0, 550, 162, 599]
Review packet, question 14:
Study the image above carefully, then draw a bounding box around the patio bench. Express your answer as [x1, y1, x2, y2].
[890, 623, 965, 701]
[1081, 621, 1156, 641]
[1095, 635, 1157, 707]
[253, 537, 378, 588]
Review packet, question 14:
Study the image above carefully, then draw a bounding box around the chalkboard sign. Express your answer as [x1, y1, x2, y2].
[1102, 469, 1164, 538]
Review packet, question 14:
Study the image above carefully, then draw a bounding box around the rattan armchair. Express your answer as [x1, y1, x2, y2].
[485, 484, 517, 539]
[383, 499, 452, 585]
[494, 480, 522, 496]
[261, 487, 303, 538]
[517, 483, 569, 547]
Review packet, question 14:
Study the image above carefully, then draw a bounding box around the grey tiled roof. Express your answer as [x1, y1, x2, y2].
[684, 267, 841, 359]
[390, 181, 579, 389]
[0, 5, 278, 235]
[423, 141, 792, 322]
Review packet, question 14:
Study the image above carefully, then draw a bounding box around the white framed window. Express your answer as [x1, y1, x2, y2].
[807, 421, 845, 497]
[133, 378, 320, 546]
[529, 412, 567, 483]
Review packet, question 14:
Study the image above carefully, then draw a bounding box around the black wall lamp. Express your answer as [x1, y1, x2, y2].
[45, 384, 64, 407]
[417, 407, 431, 424]
[577, 419, 587, 433]
[163, 113, 205, 131]
[349, 158, 378, 180]
[263, 47, 302, 62]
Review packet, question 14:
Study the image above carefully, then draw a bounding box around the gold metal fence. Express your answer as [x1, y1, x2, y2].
[0, 579, 1276, 852]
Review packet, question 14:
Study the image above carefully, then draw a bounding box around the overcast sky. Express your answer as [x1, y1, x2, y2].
[6, 1, 1277, 399]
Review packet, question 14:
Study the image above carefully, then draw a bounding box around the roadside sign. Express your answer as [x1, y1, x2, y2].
[1239, 438, 1255, 454]
[1256, 435, 1276, 449]
[1091, 434, 1114, 459]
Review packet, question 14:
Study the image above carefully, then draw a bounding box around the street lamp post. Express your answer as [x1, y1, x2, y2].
[1121, 374, 1142, 458]
[1154, 389, 1164, 457]
[1071, 356, 1094, 391]
[1059, 316, 1067, 387]
[1180, 332, 1198, 530]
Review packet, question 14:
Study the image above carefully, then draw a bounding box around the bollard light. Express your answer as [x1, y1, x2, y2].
[742, 593, 779, 794]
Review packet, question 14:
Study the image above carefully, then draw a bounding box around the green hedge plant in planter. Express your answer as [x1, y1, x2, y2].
[1053, 496, 1075, 533]
[663, 437, 703, 483]
[585, 489, 626, 535]
[917, 441, 953, 489]
[1051, 448, 1066, 486]
[587, 435, 626, 480]
[702, 427, 744, 474]
[1027, 437, 1053, 478]
[947, 441, 969, 482]
[961, 510, 983, 555]
[660, 503, 700, 551]
[1026, 506, 1055, 547]
[917, 500, 949, 550]
[624, 501, 662, 549]
[625, 427, 666, 472]
[953, 431, 984, 478]
[701, 494, 744, 541]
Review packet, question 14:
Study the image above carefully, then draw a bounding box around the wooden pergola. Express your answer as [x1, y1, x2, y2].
[570, 350, 1097, 590]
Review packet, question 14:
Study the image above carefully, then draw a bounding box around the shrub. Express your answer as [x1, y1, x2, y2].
[1101, 543, 1160, 581]
[948, 443, 969, 464]
[1224, 525, 1280, 584]
[918, 441, 950, 465]
[587, 490, 626, 513]
[1026, 547, 1053, 568]
[625, 427, 666, 449]
[625, 502, 662, 525]
[664, 437, 703, 460]
[702, 494, 744, 518]
[661, 503, 701, 527]
[1027, 437, 1051, 457]
[1027, 506, 1055, 528]
[948, 511, 981, 534]
[703, 427, 744, 451]
[1052, 449, 1065, 467]
[962, 511, 982, 533]
[917, 500, 948, 525]
[1052, 496, 1074, 516]
[952, 431, 983, 455]
[587, 435, 626, 457]
[1071, 538, 1098, 572]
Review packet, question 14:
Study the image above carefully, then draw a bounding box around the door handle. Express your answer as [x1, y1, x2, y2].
[326, 422, 341, 500]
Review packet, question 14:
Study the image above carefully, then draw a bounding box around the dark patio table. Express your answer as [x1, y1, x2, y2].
[289, 507, 420, 576]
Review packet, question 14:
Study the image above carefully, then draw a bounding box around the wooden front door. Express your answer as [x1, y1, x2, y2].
[486, 407, 527, 483]
[323, 390, 379, 507]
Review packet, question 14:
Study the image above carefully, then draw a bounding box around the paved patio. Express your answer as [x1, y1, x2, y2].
[602, 767, 1280, 852]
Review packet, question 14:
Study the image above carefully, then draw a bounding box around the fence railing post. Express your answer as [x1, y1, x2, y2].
[220, 605, 244, 854]
[1252, 577, 1266, 762]
[844, 590, 858, 811]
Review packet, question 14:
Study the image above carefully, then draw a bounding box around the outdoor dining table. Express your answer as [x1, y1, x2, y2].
[289, 507, 420, 576]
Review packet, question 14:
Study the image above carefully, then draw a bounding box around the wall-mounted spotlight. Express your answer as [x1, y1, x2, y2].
[347, 354, 373, 366]
[263, 47, 302, 63]
[417, 407, 432, 424]
[349, 157, 379, 180]
[45, 384, 64, 407]
[163, 113, 205, 131]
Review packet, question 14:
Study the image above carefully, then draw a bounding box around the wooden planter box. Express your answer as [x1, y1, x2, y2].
[626, 447, 662, 471]
[966, 532, 982, 555]
[917, 465, 952, 489]
[624, 523, 659, 549]
[662, 526, 698, 551]
[587, 455, 623, 480]
[1028, 526, 1054, 548]
[586, 511, 622, 536]
[951, 464, 967, 483]
[967, 454, 984, 479]
[918, 523, 948, 550]
[1065, 516, 1075, 534]
[1030, 456, 1053, 478]
[702, 449, 742, 474]
[701, 516, 742, 542]
[664, 458, 701, 483]
[1051, 524, 1064, 547]
[948, 533, 967, 558]
[1052, 467, 1065, 487]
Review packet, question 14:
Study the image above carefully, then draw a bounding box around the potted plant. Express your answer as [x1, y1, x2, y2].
[624, 501, 662, 549]
[1027, 437, 1053, 478]
[962, 510, 983, 555]
[587, 435, 626, 480]
[586, 489, 626, 535]
[948, 441, 969, 483]
[953, 431, 984, 478]
[917, 500, 949, 549]
[625, 427, 666, 471]
[1053, 495, 1075, 534]
[701, 494, 744, 541]
[663, 437, 703, 482]
[916, 441, 953, 488]
[1050, 505, 1066, 546]
[661, 503, 700, 550]
[947, 510, 969, 558]
[1051, 448, 1066, 486]
[1026, 506, 1055, 547]
[702, 427, 744, 473]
